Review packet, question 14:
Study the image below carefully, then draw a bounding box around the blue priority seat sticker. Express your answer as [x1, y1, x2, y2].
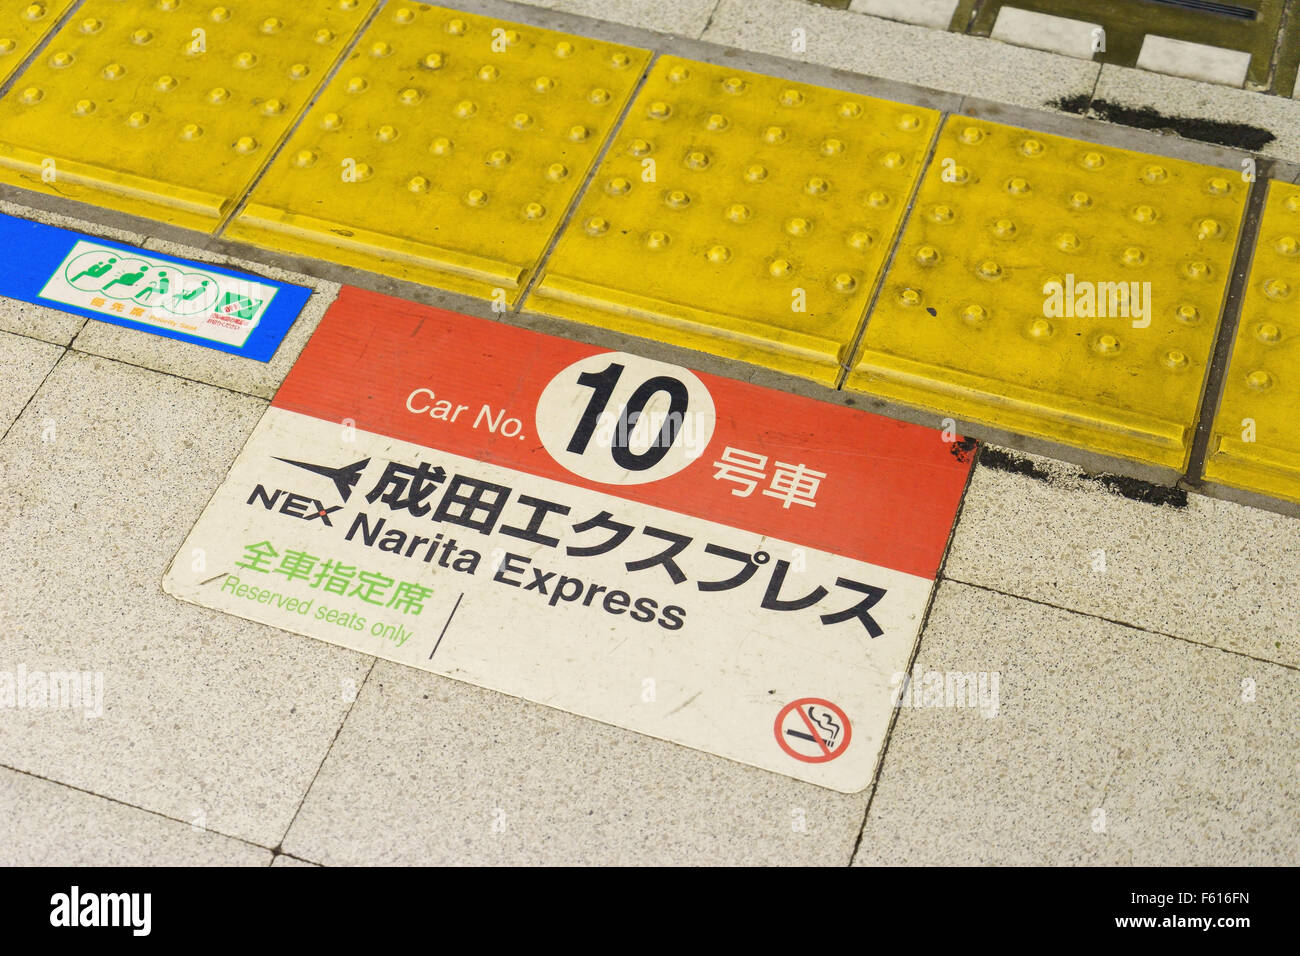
[0, 212, 309, 362]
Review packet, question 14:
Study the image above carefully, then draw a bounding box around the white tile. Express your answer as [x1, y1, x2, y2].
[0, 329, 61, 431]
[1137, 34, 1251, 88]
[991, 6, 1101, 60]
[849, 0, 958, 31]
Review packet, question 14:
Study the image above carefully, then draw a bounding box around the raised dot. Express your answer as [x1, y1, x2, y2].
[1020, 138, 1043, 156]
[896, 112, 919, 130]
[1143, 165, 1167, 183]
[72, 99, 95, 116]
[647, 101, 671, 119]
[1056, 232, 1080, 252]
[585, 217, 609, 236]
[1094, 333, 1120, 354]
[589, 88, 610, 105]
[1286, 195, 1300, 214]
[131, 29, 153, 44]
[376, 124, 398, 143]
[454, 100, 477, 118]
[49, 51, 73, 68]
[769, 259, 793, 277]
[465, 188, 488, 207]
[511, 112, 532, 129]
[533, 76, 554, 93]
[627, 139, 652, 156]
[320, 112, 343, 130]
[946, 165, 969, 184]
[960, 126, 984, 144]
[706, 113, 729, 131]
[1246, 369, 1273, 390]
[605, 177, 631, 196]
[1080, 151, 1105, 170]
[0, 40, 13, 54]
[867, 191, 890, 207]
[609, 53, 631, 69]
[315, 29, 336, 44]
[785, 217, 810, 236]
[208, 87, 230, 104]
[261, 17, 283, 33]
[805, 177, 829, 195]
[839, 102, 863, 119]
[962, 304, 988, 326]
[289, 63, 311, 80]
[763, 126, 786, 144]
[1176, 304, 1200, 324]
[645, 230, 670, 250]
[294, 149, 319, 167]
[446, 18, 467, 35]
[881, 151, 904, 170]
[127, 111, 149, 128]
[1256, 323, 1281, 343]
[158, 0, 179, 10]
[429, 136, 452, 155]
[665, 190, 691, 209]
[721, 76, 747, 94]
[1131, 204, 1156, 223]
[1264, 277, 1290, 299]
[1184, 260, 1210, 279]
[685, 150, 710, 169]
[929, 204, 954, 223]
[346, 76, 368, 94]
[179, 123, 202, 140]
[978, 260, 1002, 279]
[1163, 349, 1189, 369]
[482, 149, 508, 168]
[1196, 218, 1222, 239]
[1028, 319, 1053, 339]
[1275, 236, 1299, 255]
[779, 88, 804, 107]
[23, 3, 46, 20]
[234, 51, 257, 69]
[725, 204, 751, 223]
[546, 163, 568, 181]
[1007, 177, 1030, 195]
[1122, 247, 1145, 266]
[744, 164, 768, 183]
[394, 7, 416, 24]
[992, 218, 1016, 239]
[916, 245, 940, 266]
[554, 41, 574, 58]
[832, 273, 857, 292]
[210, 6, 231, 21]
[821, 138, 844, 156]
[399, 88, 422, 105]
[706, 245, 731, 263]
[1207, 177, 1230, 195]
[102, 63, 126, 80]
[898, 288, 921, 306]
[667, 64, 690, 83]
[568, 125, 590, 142]
[233, 135, 258, 153]
[260, 98, 285, 115]
[847, 230, 874, 250]
[422, 52, 445, 70]
[1069, 191, 1092, 210]
[523, 202, 546, 220]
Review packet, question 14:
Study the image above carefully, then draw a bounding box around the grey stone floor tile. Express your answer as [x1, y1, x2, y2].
[270, 854, 320, 867]
[70, 240, 340, 400]
[283, 660, 866, 865]
[703, 0, 1098, 112]
[1094, 64, 1300, 163]
[945, 447, 1300, 668]
[0, 352, 371, 847]
[0, 297, 85, 347]
[0, 766, 271, 866]
[854, 582, 1299, 865]
[0, 330, 61, 431]
[555, 0, 720, 38]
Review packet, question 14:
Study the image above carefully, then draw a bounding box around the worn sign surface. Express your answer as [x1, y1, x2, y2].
[165, 287, 972, 791]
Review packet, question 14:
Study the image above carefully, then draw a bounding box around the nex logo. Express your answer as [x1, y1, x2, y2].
[246, 456, 370, 525]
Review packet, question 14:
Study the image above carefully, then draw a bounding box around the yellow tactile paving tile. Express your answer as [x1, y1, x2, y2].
[0, 2, 77, 88]
[1203, 182, 1300, 504]
[226, 5, 650, 304]
[847, 117, 1246, 471]
[529, 56, 940, 385]
[0, 0, 377, 232]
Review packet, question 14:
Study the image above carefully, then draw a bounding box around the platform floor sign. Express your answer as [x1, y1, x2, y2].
[164, 287, 973, 791]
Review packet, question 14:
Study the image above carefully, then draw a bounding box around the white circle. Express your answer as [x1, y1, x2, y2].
[535, 351, 716, 485]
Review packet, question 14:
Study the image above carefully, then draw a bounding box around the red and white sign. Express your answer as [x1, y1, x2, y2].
[164, 287, 972, 791]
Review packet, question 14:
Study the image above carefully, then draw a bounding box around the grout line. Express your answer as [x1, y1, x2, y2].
[61, 343, 275, 403]
[0, 761, 278, 857]
[1183, 162, 1272, 486]
[274, 658, 378, 849]
[512, 50, 659, 312]
[834, 113, 945, 390]
[943, 576, 1300, 673]
[0, 342, 71, 446]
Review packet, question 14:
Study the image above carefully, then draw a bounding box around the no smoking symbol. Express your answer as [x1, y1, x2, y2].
[774, 698, 851, 763]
